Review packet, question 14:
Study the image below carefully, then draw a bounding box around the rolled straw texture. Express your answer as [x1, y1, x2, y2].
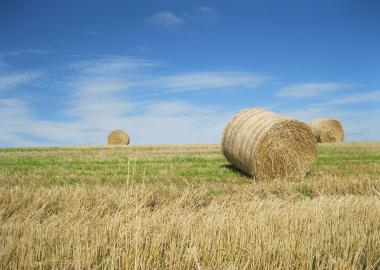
[222, 108, 317, 179]
[309, 119, 344, 143]
[107, 130, 130, 145]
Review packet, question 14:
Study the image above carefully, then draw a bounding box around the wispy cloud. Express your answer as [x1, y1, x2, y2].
[148, 7, 218, 30]
[160, 72, 268, 92]
[137, 46, 150, 53]
[0, 98, 44, 147]
[277, 82, 356, 98]
[66, 78, 135, 122]
[0, 71, 42, 90]
[0, 49, 47, 59]
[12, 54, 380, 146]
[0, 55, 250, 146]
[61, 59, 266, 144]
[0, 98, 30, 122]
[72, 57, 268, 93]
[83, 30, 104, 36]
[72, 78, 130, 96]
[184, 7, 218, 23]
[148, 100, 214, 116]
[147, 11, 184, 30]
[66, 97, 136, 122]
[324, 90, 380, 105]
[65, 62, 137, 124]
[72, 57, 159, 74]
[0, 49, 49, 71]
[122, 101, 232, 144]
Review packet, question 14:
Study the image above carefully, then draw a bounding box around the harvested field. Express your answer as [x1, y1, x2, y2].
[1, 143, 380, 269]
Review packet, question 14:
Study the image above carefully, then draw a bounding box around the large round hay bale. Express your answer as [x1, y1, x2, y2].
[221, 108, 317, 180]
[107, 130, 130, 145]
[308, 119, 344, 143]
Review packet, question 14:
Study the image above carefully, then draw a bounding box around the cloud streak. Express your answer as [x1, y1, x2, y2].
[72, 57, 159, 74]
[1, 53, 379, 147]
[160, 72, 268, 92]
[148, 7, 218, 30]
[184, 7, 219, 23]
[324, 90, 380, 105]
[1, 55, 248, 147]
[147, 11, 184, 30]
[0, 71, 42, 91]
[277, 82, 356, 98]
[83, 30, 104, 36]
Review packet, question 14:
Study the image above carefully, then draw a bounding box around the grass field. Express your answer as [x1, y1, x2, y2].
[1, 143, 380, 269]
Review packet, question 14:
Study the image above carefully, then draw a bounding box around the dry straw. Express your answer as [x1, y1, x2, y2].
[221, 108, 317, 180]
[107, 130, 130, 145]
[308, 119, 344, 143]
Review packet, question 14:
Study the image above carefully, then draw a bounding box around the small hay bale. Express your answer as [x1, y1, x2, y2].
[107, 130, 130, 145]
[308, 119, 344, 143]
[221, 108, 317, 180]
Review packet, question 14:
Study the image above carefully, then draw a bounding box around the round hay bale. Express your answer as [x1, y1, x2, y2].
[308, 119, 344, 143]
[107, 130, 130, 145]
[221, 108, 317, 180]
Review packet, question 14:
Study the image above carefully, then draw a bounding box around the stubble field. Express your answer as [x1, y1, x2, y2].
[0, 143, 380, 269]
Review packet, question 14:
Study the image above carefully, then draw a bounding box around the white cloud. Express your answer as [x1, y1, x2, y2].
[65, 75, 136, 126]
[72, 58, 269, 93]
[325, 90, 380, 105]
[61, 63, 235, 145]
[0, 97, 108, 146]
[147, 11, 184, 29]
[5, 54, 351, 147]
[277, 82, 356, 98]
[184, 7, 218, 23]
[0, 54, 272, 147]
[73, 78, 130, 96]
[148, 7, 219, 30]
[0, 71, 42, 90]
[0, 99, 80, 147]
[0, 98, 52, 147]
[161, 72, 268, 92]
[122, 104, 233, 144]
[148, 100, 214, 116]
[66, 98, 135, 120]
[73, 57, 158, 74]
[83, 30, 104, 36]
[0, 49, 47, 59]
[137, 46, 150, 53]
[63, 57, 157, 124]
[0, 99, 31, 132]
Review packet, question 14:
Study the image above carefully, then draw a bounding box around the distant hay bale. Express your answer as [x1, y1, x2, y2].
[107, 130, 130, 145]
[308, 119, 344, 143]
[221, 108, 317, 180]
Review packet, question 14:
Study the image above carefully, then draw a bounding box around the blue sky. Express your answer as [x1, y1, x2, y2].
[1, 0, 380, 146]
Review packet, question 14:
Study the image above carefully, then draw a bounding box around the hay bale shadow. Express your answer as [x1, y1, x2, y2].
[220, 164, 252, 178]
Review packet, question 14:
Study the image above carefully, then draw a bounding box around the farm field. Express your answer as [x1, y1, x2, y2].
[0, 142, 380, 269]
